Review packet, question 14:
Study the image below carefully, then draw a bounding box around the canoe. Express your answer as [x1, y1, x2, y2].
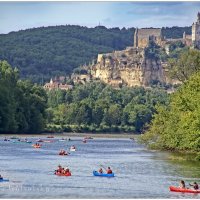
[32, 145, 41, 148]
[0, 179, 9, 182]
[93, 171, 114, 177]
[70, 148, 76, 152]
[169, 186, 200, 193]
[55, 172, 71, 176]
[58, 153, 69, 156]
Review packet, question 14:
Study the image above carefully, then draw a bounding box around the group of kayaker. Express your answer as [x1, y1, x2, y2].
[59, 149, 68, 155]
[55, 164, 71, 175]
[33, 143, 41, 148]
[98, 167, 113, 174]
[180, 180, 199, 190]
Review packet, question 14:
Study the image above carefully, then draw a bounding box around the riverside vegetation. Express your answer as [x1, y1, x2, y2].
[140, 49, 200, 160]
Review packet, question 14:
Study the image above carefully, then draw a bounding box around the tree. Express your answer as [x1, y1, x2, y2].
[141, 71, 200, 152]
[168, 49, 200, 82]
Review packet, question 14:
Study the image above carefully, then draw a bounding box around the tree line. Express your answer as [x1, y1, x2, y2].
[46, 82, 169, 133]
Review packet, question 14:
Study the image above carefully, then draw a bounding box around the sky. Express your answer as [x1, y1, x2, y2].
[0, 1, 200, 34]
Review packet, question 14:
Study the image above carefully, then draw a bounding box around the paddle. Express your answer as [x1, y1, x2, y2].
[99, 164, 107, 171]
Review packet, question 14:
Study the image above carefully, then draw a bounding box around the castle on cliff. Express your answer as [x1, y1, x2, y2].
[44, 12, 200, 90]
[133, 12, 200, 49]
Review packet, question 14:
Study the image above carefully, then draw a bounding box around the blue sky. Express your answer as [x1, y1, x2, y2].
[1, 2, 200, 33]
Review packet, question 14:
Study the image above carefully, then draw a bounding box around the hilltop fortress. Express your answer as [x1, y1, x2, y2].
[44, 13, 200, 90]
[81, 12, 200, 88]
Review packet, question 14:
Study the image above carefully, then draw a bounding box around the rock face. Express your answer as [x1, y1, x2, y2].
[90, 47, 166, 87]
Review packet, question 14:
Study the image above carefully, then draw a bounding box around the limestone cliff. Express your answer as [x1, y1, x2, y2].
[89, 47, 166, 87]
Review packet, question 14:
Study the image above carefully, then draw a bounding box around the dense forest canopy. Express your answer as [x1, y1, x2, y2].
[0, 60, 47, 134]
[0, 25, 191, 83]
[46, 82, 169, 133]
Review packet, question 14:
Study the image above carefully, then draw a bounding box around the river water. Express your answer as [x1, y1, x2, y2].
[0, 136, 200, 198]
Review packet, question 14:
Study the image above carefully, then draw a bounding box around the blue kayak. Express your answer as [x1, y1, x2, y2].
[0, 179, 9, 182]
[93, 171, 114, 177]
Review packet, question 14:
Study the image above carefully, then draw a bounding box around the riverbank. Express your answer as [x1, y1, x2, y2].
[0, 132, 138, 139]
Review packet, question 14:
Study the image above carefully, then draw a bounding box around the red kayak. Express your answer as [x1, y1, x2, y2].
[169, 186, 200, 193]
[55, 172, 71, 176]
[58, 153, 69, 156]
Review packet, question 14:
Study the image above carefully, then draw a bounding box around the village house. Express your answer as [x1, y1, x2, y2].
[43, 78, 73, 91]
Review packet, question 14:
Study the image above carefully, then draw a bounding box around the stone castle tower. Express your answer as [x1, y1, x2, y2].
[134, 28, 163, 48]
[192, 12, 200, 49]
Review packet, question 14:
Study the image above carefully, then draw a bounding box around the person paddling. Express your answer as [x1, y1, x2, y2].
[189, 182, 199, 190]
[179, 180, 186, 188]
[98, 168, 103, 174]
[55, 165, 63, 174]
[0, 175, 3, 180]
[107, 167, 113, 174]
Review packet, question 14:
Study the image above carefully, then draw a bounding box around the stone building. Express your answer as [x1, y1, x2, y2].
[71, 73, 91, 84]
[192, 12, 200, 49]
[134, 28, 163, 48]
[43, 78, 73, 91]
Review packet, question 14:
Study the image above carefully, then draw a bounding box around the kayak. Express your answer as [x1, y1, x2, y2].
[82, 140, 87, 143]
[169, 186, 200, 193]
[59, 153, 69, 156]
[93, 171, 114, 177]
[59, 139, 66, 142]
[0, 179, 9, 182]
[55, 172, 71, 176]
[70, 148, 76, 152]
[32, 145, 41, 148]
[47, 136, 54, 138]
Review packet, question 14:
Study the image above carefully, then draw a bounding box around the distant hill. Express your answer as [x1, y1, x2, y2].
[0, 25, 191, 83]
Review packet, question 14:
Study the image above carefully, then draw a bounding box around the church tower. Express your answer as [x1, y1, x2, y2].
[192, 12, 200, 49]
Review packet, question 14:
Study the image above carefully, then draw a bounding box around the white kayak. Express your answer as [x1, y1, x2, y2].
[70, 148, 76, 152]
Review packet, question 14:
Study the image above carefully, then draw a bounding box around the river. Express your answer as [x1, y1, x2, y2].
[0, 136, 200, 198]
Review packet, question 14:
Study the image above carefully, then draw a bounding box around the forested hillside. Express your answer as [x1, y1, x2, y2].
[0, 25, 191, 82]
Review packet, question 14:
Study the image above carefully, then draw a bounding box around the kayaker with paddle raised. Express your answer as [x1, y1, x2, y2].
[189, 182, 199, 190]
[107, 167, 113, 174]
